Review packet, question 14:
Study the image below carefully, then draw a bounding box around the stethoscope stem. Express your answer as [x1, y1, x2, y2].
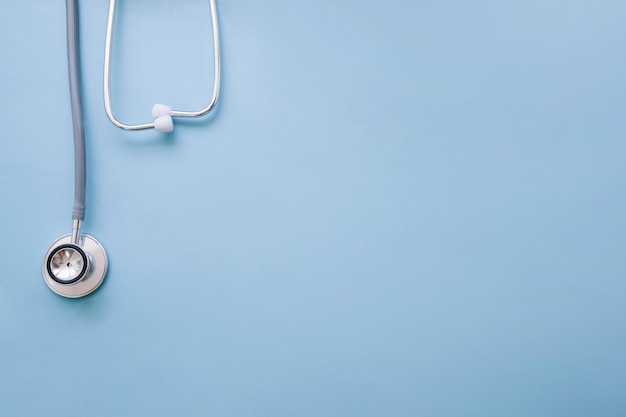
[71, 219, 82, 245]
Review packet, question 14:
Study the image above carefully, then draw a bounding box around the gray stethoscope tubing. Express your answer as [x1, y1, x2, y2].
[103, 0, 221, 132]
[43, 0, 108, 298]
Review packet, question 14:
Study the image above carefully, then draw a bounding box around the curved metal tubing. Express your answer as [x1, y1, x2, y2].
[104, 0, 221, 130]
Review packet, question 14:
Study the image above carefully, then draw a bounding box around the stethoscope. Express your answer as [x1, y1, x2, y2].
[43, 0, 221, 298]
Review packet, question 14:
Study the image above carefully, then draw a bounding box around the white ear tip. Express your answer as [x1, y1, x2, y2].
[154, 115, 174, 132]
[152, 104, 173, 132]
[152, 103, 171, 118]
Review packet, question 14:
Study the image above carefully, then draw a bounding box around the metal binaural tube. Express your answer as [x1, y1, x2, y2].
[103, 0, 221, 130]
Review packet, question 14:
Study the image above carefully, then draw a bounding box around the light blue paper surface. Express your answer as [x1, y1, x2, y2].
[1, 1, 625, 416]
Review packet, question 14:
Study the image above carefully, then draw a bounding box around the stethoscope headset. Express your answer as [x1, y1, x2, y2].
[43, 0, 221, 298]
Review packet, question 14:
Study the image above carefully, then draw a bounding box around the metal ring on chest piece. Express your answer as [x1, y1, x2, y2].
[43, 234, 108, 298]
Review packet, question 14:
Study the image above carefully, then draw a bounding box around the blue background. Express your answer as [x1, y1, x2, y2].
[1, 1, 625, 415]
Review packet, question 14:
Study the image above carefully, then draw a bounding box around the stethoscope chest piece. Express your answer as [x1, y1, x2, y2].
[43, 234, 108, 298]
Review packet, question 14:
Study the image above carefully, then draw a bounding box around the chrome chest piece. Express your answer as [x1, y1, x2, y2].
[43, 221, 108, 298]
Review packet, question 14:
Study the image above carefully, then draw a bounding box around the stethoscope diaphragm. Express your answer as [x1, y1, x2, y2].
[43, 234, 108, 298]
[46, 243, 89, 284]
